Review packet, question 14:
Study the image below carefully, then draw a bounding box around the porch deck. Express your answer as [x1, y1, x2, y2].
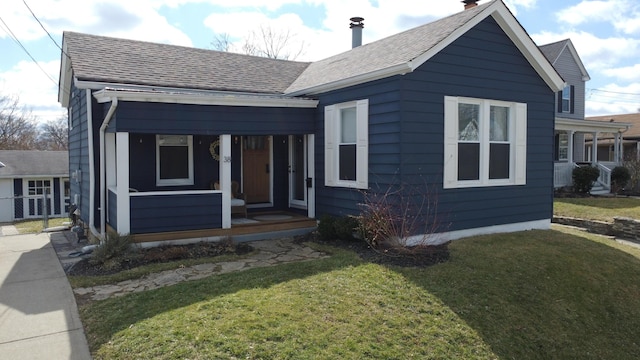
[129, 211, 317, 245]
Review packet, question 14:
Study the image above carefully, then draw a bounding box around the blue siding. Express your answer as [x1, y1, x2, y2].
[112, 102, 315, 135]
[108, 190, 117, 230]
[130, 193, 222, 234]
[316, 16, 556, 234]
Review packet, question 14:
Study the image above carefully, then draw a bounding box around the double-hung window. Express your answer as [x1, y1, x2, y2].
[324, 99, 368, 189]
[560, 85, 574, 113]
[444, 96, 527, 189]
[156, 135, 194, 186]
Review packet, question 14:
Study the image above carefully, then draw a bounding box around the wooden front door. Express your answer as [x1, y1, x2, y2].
[242, 136, 271, 204]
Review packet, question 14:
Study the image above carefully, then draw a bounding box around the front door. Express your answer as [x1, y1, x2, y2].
[242, 136, 271, 204]
[289, 135, 307, 208]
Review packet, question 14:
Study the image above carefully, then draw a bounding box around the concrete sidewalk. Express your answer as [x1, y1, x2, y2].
[0, 232, 91, 359]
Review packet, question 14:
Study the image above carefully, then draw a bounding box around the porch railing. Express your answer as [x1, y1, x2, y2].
[596, 163, 612, 190]
[554, 162, 575, 188]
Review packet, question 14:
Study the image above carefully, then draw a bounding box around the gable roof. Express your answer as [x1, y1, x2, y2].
[587, 113, 640, 138]
[0, 151, 69, 178]
[59, 32, 310, 106]
[58, 0, 564, 107]
[539, 38, 590, 81]
[286, 0, 564, 95]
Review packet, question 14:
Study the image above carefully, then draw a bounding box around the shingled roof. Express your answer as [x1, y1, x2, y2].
[0, 151, 68, 178]
[62, 31, 310, 94]
[538, 39, 568, 64]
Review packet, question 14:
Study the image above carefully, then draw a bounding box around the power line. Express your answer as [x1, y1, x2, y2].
[22, 0, 69, 59]
[588, 88, 640, 96]
[0, 15, 59, 87]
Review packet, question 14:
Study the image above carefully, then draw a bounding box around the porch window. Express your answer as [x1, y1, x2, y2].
[324, 99, 368, 189]
[156, 135, 194, 186]
[555, 132, 569, 161]
[444, 96, 527, 189]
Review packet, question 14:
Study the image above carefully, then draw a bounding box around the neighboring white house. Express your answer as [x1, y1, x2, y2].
[0, 150, 69, 223]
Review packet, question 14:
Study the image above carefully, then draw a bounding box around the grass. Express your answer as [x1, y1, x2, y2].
[78, 229, 640, 359]
[554, 197, 640, 221]
[13, 217, 69, 234]
[69, 251, 256, 288]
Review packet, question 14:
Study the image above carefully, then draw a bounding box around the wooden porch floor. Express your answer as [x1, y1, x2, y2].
[131, 211, 317, 244]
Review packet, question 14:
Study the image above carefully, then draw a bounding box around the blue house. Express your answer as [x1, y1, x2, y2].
[58, 0, 564, 246]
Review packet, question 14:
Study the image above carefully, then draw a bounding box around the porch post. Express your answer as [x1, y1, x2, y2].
[567, 130, 574, 163]
[220, 134, 231, 229]
[105, 133, 116, 225]
[115, 132, 130, 234]
[591, 132, 598, 166]
[307, 134, 315, 219]
[614, 133, 620, 163]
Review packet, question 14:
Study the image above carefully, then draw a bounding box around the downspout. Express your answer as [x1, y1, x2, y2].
[86, 89, 100, 239]
[99, 97, 118, 241]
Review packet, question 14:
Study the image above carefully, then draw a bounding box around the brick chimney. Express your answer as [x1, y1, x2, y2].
[350, 17, 364, 48]
[462, 0, 479, 10]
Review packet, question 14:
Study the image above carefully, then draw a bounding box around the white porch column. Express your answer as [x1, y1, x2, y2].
[220, 135, 231, 229]
[613, 133, 620, 163]
[105, 133, 116, 225]
[307, 134, 315, 219]
[567, 130, 575, 163]
[592, 132, 599, 165]
[116, 132, 130, 234]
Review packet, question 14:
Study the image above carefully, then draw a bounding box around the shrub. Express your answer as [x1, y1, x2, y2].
[334, 216, 359, 241]
[572, 166, 600, 193]
[318, 214, 337, 241]
[623, 154, 640, 192]
[89, 232, 139, 270]
[611, 166, 631, 193]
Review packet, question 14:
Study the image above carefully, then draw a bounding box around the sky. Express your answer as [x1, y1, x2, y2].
[1, 0, 640, 124]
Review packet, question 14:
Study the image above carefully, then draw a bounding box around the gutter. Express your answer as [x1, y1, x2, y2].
[99, 97, 118, 242]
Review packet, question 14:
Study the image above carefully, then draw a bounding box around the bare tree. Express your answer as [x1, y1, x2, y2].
[0, 94, 39, 150]
[211, 25, 306, 60]
[38, 116, 68, 150]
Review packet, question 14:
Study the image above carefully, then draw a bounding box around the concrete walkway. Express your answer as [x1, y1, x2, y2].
[0, 232, 91, 360]
[73, 237, 329, 301]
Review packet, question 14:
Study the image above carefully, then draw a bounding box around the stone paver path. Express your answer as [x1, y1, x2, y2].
[73, 238, 328, 301]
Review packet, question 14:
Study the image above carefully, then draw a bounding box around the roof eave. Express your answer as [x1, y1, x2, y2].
[286, 63, 413, 96]
[58, 38, 72, 107]
[555, 117, 632, 132]
[564, 40, 591, 81]
[93, 88, 319, 108]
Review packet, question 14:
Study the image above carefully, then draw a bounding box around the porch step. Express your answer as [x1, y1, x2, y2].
[590, 185, 609, 195]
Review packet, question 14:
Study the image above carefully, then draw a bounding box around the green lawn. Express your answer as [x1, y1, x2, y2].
[554, 197, 640, 221]
[14, 217, 69, 234]
[79, 228, 640, 359]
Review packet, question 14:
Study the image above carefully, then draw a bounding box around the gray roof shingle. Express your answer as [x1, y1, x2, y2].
[63, 32, 311, 94]
[285, 1, 492, 94]
[538, 39, 569, 65]
[0, 151, 68, 178]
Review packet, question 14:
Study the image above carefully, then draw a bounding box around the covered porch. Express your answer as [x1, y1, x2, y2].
[94, 88, 318, 244]
[554, 118, 632, 191]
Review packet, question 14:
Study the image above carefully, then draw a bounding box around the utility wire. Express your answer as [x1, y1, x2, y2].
[22, 0, 70, 60]
[0, 15, 59, 87]
[589, 88, 640, 96]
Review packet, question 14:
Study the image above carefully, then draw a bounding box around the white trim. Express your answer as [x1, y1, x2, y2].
[129, 190, 221, 197]
[92, 87, 318, 108]
[116, 132, 130, 234]
[99, 98, 118, 241]
[220, 134, 232, 229]
[404, 219, 551, 246]
[155, 135, 194, 186]
[58, 39, 72, 106]
[324, 99, 369, 189]
[444, 96, 527, 189]
[307, 134, 316, 219]
[287, 63, 412, 96]
[86, 89, 101, 239]
[288, 135, 307, 209]
[555, 117, 631, 132]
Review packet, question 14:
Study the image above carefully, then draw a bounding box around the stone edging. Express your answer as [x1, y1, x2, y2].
[552, 215, 640, 242]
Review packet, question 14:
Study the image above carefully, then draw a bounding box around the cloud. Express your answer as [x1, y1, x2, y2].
[602, 64, 640, 82]
[556, 0, 640, 35]
[0, 60, 64, 123]
[586, 83, 640, 116]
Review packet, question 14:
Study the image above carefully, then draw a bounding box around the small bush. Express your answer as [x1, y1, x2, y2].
[572, 166, 600, 193]
[89, 232, 139, 269]
[611, 166, 631, 193]
[318, 215, 337, 241]
[334, 216, 359, 241]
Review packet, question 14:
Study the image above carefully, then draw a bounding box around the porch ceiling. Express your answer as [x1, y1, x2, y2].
[555, 117, 632, 133]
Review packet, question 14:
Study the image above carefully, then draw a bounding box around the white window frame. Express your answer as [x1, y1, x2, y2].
[444, 96, 527, 189]
[324, 99, 369, 189]
[561, 86, 571, 113]
[156, 134, 194, 186]
[557, 132, 569, 161]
